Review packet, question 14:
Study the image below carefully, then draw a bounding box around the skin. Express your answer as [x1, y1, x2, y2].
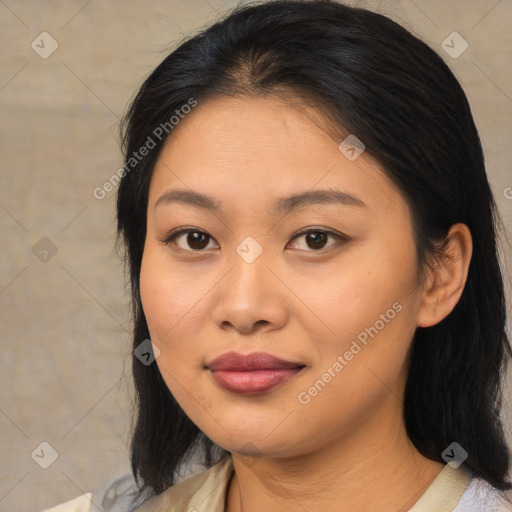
[139, 95, 473, 512]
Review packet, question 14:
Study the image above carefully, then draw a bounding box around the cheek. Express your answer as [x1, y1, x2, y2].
[139, 247, 210, 403]
[139, 246, 210, 377]
[307, 242, 418, 345]
[297, 238, 421, 406]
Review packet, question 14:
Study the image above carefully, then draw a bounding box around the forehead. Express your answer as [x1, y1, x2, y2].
[148, 95, 405, 217]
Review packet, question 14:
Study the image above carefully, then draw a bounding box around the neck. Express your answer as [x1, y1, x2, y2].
[225, 398, 443, 512]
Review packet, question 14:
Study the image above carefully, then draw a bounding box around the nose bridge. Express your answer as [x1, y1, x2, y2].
[212, 235, 287, 333]
[228, 235, 271, 302]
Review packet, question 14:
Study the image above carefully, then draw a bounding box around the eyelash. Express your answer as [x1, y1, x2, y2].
[159, 227, 347, 253]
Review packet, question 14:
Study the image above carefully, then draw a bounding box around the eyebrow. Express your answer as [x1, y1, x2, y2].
[154, 188, 368, 215]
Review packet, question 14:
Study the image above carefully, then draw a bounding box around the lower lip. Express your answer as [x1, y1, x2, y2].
[210, 368, 304, 394]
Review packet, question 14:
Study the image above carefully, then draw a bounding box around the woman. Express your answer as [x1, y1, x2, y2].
[43, 0, 512, 510]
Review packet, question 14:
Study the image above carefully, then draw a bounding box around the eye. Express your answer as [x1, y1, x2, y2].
[288, 229, 345, 251]
[160, 228, 218, 251]
[160, 227, 346, 252]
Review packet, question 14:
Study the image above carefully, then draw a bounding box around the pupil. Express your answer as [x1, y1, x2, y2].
[307, 232, 327, 249]
[188, 231, 209, 250]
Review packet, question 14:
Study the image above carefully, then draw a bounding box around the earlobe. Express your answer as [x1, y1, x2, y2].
[416, 223, 473, 328]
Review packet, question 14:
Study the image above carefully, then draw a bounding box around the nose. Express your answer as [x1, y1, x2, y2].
[210, 247, 288, 335]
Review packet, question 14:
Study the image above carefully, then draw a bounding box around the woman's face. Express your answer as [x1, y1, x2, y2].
[140, 95, 425, 457]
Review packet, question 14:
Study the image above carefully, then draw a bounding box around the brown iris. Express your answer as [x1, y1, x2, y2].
[305, 231, 328, 250]
[187, 231, 210, 250]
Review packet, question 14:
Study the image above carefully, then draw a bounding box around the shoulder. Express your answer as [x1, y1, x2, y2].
[453, 476, 512, 512]
[40, 473, 141, 512]
[39, 456, 232, 512]
[133, 454, 234, 512]
[40, 493, 93, 512]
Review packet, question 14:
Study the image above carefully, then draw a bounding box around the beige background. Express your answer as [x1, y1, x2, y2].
[0, 1, 511, 511]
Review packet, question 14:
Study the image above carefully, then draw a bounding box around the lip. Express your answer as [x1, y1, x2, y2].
[207, 351, 304, 371]
[206, 351, 306, 394]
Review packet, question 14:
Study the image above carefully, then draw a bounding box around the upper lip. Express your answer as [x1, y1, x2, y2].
[206, 351, 305, 371]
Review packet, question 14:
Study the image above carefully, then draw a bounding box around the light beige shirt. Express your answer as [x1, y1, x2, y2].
[43, 454, 512, 511]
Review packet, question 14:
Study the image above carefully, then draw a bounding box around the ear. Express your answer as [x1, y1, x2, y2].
[416, 223, 473, 328]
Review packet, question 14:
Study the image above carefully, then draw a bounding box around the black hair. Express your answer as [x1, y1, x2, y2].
[116, 0, 512, 503]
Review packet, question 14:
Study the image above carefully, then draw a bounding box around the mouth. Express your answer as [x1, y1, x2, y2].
[206, 351, 306, 394]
